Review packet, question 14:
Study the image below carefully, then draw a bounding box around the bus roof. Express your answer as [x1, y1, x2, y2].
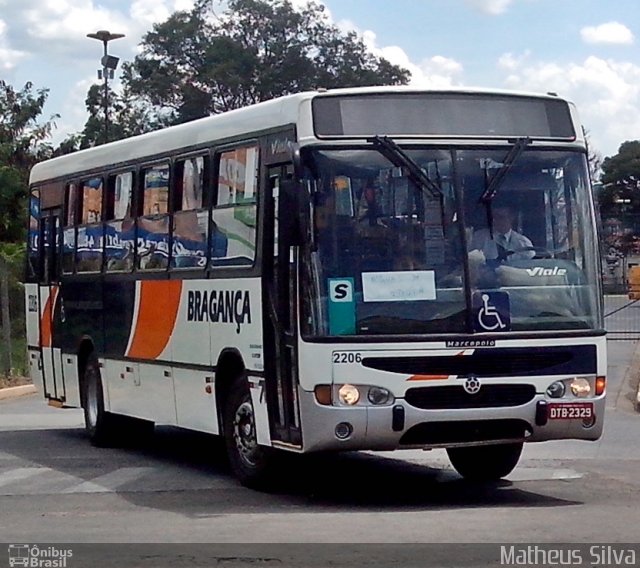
[30, 86, 576, 186]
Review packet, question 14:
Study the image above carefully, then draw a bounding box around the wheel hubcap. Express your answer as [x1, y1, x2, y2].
[233, 399, 259, 466]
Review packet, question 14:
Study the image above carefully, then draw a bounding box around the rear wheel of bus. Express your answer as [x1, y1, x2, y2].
[223, 377, 278, 489]
[446, 442, 523, 481]
[83, 353, 118, 446]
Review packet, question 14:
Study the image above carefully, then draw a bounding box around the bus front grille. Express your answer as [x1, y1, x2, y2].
[405, 384, 536, 409]
[362, 345, 596, 377]
[399, 419, 531, 446]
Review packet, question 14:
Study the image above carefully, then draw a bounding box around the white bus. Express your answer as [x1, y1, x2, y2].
[25, 87, 605, 487]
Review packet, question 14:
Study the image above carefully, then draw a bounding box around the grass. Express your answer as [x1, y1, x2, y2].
[0, 336, 29, 388]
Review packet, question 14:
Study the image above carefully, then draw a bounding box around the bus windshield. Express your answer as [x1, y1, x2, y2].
[301, 146, 601, 337]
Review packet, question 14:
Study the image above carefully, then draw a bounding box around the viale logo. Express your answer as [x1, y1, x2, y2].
[525, 266, 567, 277]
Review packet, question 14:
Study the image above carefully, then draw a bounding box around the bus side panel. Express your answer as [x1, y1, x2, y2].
[104, 359, 143, 418]
[173, 367, 219, 434]
[105, 361, 178, 427]
[27, 349, 44, 396]
[24, 283, 40, 348]
[170, 278, 265, 436]
[55, 280, 105, 356]
[61, 353, 80, 407]
[102, 280, 137, 359]
[25, 283, 45, 397]
[138, 362, 176, 425]
[38, 284, 55, 399]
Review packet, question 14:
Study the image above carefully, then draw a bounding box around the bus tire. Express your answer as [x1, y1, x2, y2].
[223, 377, 276, 489]
[446, 442, 523, 482]
[83, 353, 119, 447]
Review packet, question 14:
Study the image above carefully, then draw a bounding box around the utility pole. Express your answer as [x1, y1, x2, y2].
[87, 30, 125, 144]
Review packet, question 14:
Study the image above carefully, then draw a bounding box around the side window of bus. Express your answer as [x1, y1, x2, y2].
[76, 177, 104, 273]
[62, 182, 78, 274]
[212, 145, 259, 266]
[105, 171, 135, 272]
[172, 155, 208, 269]
[137, 164, 170, 271]
[27, 188, 41, 281]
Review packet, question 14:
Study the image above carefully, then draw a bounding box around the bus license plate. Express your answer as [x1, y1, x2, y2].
[548, 403, 593, 420]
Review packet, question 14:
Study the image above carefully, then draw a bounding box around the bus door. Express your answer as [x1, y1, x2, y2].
[39, 208, 65, 402]
[263, 167, 302, 446]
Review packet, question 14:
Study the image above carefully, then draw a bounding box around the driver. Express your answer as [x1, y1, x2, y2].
[469, 205, 535, 263]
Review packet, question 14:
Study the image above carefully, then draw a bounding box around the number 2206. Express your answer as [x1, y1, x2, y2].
[332, 352, 362, 364]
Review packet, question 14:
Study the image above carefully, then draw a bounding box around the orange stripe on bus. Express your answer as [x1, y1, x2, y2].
[126, 280, 183, 360]
[407, 374, 449, 381]
[40, 287, 59, 348]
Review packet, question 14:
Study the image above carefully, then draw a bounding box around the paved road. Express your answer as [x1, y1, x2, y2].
[0, 341, 639, 551]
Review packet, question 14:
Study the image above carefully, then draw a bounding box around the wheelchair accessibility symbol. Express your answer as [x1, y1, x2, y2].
[472, 291, 510, 332]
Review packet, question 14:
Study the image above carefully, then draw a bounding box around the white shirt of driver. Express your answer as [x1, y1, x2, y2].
[470, 228, 534, 262]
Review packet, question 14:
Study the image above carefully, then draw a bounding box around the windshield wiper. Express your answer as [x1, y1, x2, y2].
[369, 135, 442, 198]
[479, 137, 531, 239]
[479, 137, 531, 203]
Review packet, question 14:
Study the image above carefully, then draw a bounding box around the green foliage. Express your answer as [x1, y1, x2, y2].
[598, 140, 640, 256]
[0, 80, 57, 241]
[0, 80, 54, 377]
[600, 141, 640, 217]
[118, 0, 410, 128]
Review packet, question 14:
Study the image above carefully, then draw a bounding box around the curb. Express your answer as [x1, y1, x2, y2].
[0, 384, 37, 401]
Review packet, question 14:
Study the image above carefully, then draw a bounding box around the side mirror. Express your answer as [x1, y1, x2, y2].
[288, 142, 304, 181]
[279, 178, 309, 247]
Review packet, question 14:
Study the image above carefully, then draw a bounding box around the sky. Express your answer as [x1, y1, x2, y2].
[1, 0, 639, 160]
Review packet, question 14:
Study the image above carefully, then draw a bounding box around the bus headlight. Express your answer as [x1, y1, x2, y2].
[338, 384, 360, 405]
[570, 378, 591, 398]
[367, 386, 393, 405]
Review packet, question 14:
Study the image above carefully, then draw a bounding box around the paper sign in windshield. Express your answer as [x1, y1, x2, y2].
[362, 271, 436, 302]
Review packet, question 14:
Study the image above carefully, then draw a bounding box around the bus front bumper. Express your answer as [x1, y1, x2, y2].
[297, 389, 605, 453]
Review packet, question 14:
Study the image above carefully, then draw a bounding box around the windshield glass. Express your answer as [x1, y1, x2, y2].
[301, 147, 601, 337]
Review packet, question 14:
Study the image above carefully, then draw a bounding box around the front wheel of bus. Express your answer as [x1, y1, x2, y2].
[447, 442, 523, 482]
[224, 379, 276, 489]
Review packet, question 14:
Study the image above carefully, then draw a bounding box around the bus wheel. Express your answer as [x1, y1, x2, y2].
[446, 442, 523, 482]
[223, 378, 275, 489]
[83, 353, 117, 447]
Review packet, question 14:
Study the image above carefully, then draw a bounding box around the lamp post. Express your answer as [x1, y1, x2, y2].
[87, 30, 125, 143]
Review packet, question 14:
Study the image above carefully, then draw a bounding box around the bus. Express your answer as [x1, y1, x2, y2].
[25, 87, 605, 487]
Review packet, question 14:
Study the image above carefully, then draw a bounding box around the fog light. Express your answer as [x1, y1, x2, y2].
[546, 381, 565, 398]
[338, 384, 360, 405]
[335, 422, 353, 439]
[570, 378, 591, 398]
[368, 386, 393, 405]
[582, 414, 596, 428]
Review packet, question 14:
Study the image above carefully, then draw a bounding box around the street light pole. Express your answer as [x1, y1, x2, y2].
[87, 30, 125, 144]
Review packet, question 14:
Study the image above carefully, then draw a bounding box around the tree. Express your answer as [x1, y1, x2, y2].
[599, 141, 640, 216]
[598, 141, 640, 256]
[120, 0, 410, 127]
[0, 80, 57, 375]
[0, 80, 57, 240]
[57, 84, 156, 151]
